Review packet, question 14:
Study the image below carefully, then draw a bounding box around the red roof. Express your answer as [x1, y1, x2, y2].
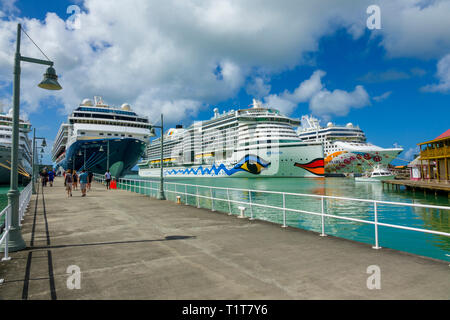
[435, 129, 450, 140]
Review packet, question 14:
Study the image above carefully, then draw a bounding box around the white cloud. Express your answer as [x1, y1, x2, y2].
[262, 70, 370, 119]
[403, 147, 419, 161]
[373, 91, 392, 102]
[246, 76, 271, 99]
[0, 0, 449, 127]
[421, 54, 450, 93]
[309, 85, 370, 119]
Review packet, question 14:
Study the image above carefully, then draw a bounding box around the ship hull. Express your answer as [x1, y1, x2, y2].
[139, 144, 324, 178]
[0, 146, 32, 184]
[57, 137, 146, 178]
[324, 148, 403, 176]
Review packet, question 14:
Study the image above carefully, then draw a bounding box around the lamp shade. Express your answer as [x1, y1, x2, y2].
[99, 146, 104, 152]
[38, 66, 62, 90]
[41, 139, 47, 147]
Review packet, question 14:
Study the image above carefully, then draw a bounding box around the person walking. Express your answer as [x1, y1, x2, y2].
[48, 169, 55, 187]
[105, 170, 111, 190]
[40, 168, 48, 187]
[73, 171, 78, 190]
[87, 171, 93, 191]
[79, 170, 88, 197]
[64, 169, 73, 197]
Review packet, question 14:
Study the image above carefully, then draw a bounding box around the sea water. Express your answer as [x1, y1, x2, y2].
[121, 174, 450, 262]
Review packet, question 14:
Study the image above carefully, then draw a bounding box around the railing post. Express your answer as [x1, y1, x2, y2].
[372, 201, 381, 249]
[249, 191, 254, 220]
[320, 196, 326, 237]
[185, 184, 188, 205]
[227, 188, 232, 215]
[2, 207, 11, 261]
[210, 187, 215, 211]
[196, 186, 200, 208]
[282, 193, 287, 228]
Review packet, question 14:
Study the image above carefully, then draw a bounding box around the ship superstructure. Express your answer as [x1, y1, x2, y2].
[139, 100, 324, 178]
[52, 96, 151, 177]
[297, 115, 403, 176]
[0, 109, 32, 183]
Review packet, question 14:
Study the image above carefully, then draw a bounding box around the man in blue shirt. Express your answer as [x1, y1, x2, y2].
[79, 170, 88, 197]
[48, 169, 55, 187]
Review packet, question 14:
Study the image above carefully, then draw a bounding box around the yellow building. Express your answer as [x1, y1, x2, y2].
[418, 129, 450, 183]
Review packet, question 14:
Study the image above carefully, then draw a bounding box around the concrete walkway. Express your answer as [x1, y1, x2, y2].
[0, 177, 448, 300]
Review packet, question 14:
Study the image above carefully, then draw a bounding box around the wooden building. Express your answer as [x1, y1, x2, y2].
[418, 129, 450, 183]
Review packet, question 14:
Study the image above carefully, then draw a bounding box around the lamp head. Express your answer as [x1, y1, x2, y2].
[38, 66, 62, 90]
[41, 139, 47, 147]
[149, 127, 156, 137]
[99, 146, 104, 152]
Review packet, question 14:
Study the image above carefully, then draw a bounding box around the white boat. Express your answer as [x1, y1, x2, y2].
[138, 99, 325, 178]
[355, 165, 395, 182]
[297, 115, 403, 176]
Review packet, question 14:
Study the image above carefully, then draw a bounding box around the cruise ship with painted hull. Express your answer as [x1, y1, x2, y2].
[138, 100, 324, 178]
[52, 97, 151, 178]
[297, 115, 403, 176]
[0, 109, 32, 184]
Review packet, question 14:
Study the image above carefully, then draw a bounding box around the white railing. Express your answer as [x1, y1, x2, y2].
[114, 178, 450, 251]
[0, 182, 33, 261]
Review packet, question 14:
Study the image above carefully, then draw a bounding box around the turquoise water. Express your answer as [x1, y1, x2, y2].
[121, 174, 450, 262]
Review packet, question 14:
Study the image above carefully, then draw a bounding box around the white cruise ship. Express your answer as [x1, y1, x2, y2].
[0, 109, 32, 183]
[297, 115, 403, 176]
[138, 100, 324, 178]
[52, 96, 152, 177]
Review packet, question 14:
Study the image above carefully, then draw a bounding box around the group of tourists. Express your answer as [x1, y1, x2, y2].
[63, 169, 112, 197]
[39, 167, 55, 187]
[64, 170, 93, 198]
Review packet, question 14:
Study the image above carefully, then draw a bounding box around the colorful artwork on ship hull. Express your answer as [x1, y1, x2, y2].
[166, 155, 271, 176]
[294, 158, 325, 176]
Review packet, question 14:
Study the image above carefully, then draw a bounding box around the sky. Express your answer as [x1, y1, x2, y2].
[0, 0, 449, 165]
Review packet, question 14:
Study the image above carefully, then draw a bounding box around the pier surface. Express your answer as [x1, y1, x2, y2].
[0, 178, 449, 300]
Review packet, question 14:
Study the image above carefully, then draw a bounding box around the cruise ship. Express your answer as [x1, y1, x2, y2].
[52, 97, 151, 177]
[0, 109, 32, 184]
[297, 115, 403, 176]
[138, 100, 324, 178]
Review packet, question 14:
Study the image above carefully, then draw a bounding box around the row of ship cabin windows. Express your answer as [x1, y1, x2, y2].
[79, 132, 148, 139]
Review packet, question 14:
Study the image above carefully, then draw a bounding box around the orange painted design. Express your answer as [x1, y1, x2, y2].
[324, 151, 347, 165]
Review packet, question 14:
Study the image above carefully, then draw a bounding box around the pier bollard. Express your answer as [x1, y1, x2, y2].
[238, 206, 246, 219]
[176, 196, 181, 204]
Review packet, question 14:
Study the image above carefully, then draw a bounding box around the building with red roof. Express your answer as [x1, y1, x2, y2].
[417, 129, 450, 183]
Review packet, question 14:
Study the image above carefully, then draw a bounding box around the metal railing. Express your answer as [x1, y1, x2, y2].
[0, 182, 33, 261]
[95, 176, 450, 252]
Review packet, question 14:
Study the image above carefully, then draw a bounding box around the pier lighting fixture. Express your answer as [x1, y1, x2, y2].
[38, 66, 62, 91]
[149, 114, 165, 200]
[1, 23, 62, 253]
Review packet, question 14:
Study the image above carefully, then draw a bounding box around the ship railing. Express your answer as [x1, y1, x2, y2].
[1, 181, 32, 261]
[112, 178, 450, 253]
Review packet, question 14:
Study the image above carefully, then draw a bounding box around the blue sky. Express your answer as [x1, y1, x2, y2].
[0, 0, 449, 165]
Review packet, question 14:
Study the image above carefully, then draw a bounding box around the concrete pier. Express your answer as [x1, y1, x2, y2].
[0, 178, 449, 300]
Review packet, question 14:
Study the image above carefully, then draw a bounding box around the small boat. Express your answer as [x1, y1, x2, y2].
[355, 165, 395, 182]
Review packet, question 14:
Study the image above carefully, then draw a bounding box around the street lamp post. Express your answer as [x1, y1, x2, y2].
[107, 140, 109, 171]
[1, 23, 62, 253]
[149, 114, 165, 200]
[31, 129, 47, 195]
